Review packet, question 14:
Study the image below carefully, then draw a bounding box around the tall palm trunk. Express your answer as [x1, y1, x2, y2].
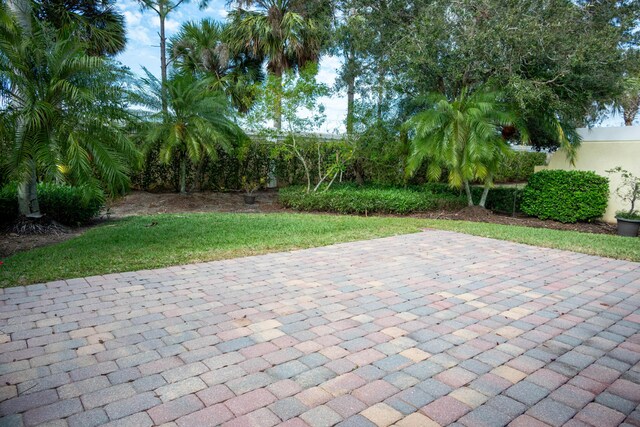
[9, 0, 42, 218]
[376, 68, 384, 122]
[346, 75, 355, 134]
[179, 154, 187, 194]
[18, 161, 41, 217]
[479, 177, 492, 208]
[159, 2, 168, 116]
[464, 181, 474, 207]
[345, 46, 356, 135]
[267, 66, 284, 188]
[274, 67, 283, 130]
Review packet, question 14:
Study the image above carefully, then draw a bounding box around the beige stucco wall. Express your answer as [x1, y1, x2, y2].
[535, 126, 640, 223]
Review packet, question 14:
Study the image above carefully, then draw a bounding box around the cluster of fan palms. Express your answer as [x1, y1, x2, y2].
[0, 0, 323, 216]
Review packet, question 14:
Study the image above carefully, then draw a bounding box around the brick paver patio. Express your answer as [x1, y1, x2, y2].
[2, 230, 640, 427]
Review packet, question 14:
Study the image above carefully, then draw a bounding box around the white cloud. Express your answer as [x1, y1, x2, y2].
[165, 17, 181, 33]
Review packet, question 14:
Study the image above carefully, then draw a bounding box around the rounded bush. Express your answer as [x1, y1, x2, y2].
[521, 170, 609, 223]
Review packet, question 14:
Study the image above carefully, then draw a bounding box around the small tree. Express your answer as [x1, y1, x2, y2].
[245, 63, 349, 193]
[0, 11, 138, 218]
[132, 71, 246, 194]
[607, 167, 640, 219]
[405, 88, 515, 207]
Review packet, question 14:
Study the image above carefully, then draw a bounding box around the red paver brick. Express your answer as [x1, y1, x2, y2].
[176, 403, 234, 426]
[574, 403, 626, 427]
[351, 380, 400, 405]
[435, 367, 477, 388]
[147, 395, 204, 424]
[607, 379, 640, 402]
[322, 373, 367, 396]
[420, 396, 471, 425]
[224, 389, 277, 416]
[197, 384, 235, 406]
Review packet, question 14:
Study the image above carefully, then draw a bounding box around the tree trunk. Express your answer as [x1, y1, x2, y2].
[345, 50, 355, 135]
[159, 3, 168, 116]
[376, 68, 384, 122]
[354, 159, 364, 185]
[18, 162, 41, 217]
[464, 181, 474, 207]
[267, 67, 283, 188]
[179, 155, 187, 194]
[624, 100, 638, 126]
[9, 0, 40, 217]
[274, 68, 283, 131]
[479, 185, 490, 208]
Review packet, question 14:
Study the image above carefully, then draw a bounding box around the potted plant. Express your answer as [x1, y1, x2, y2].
[607, 167, 640, 237]
[241, 176, 262, 204]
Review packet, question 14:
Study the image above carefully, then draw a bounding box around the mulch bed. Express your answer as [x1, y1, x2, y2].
[413, 205, 616, 235]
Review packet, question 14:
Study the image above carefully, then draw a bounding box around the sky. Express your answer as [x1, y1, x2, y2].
[115, 0, 348, 133]
[115, 0, 630, 130]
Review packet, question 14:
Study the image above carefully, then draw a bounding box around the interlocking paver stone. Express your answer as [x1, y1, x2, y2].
[420, 395, 471, 425]
[1, 231, 640, 426]
[268, 396, 308, 421]
[526, 398, 576, 426]
[505, 380, 550, 406]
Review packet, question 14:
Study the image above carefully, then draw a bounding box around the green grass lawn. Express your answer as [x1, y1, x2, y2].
[1, 212, 638, 287]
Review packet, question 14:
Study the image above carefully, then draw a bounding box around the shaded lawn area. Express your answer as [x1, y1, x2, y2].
[1, 213, 638, 287]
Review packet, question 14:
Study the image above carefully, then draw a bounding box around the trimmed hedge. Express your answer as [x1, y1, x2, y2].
[521, 170, 609, 223]
[0, 185, 18, 225]
[279, 185, 465, 214]
[0, 183, 103, 226]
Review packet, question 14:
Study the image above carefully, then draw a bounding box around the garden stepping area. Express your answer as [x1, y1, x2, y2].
[1, 230, 640, 427]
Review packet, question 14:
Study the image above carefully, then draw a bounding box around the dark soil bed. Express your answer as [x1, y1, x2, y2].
[413, 206, 616, 235]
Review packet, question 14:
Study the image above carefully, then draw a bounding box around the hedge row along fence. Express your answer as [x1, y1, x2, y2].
[279, 183, 525, 215]
[132, 135, 548, 192]
[0, 184, 103, 226]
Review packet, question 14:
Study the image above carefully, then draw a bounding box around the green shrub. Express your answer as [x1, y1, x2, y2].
[0, 183, 103, 226]
[521, 170, 609, 223]
[422, 183, 524, 213]
[0, 184, 18, 225]
[469, 186, 524, 214]
[279, 185, 465, 214]
[494, 151, 547, 183]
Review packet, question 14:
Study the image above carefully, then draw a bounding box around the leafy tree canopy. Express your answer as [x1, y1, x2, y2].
[338, 0, 639, 150]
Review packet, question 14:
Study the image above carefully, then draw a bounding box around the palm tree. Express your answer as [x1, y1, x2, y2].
[226, 0, 323, 129]
[0, 11, 139, 217]
[617, 76, 640, 126]
[33, 0, 126, 56]
[136, 0, 190, 115]
[170, 18, 264, 113]
[133, 71, 246, 194]
[405, 89, 515, 207]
